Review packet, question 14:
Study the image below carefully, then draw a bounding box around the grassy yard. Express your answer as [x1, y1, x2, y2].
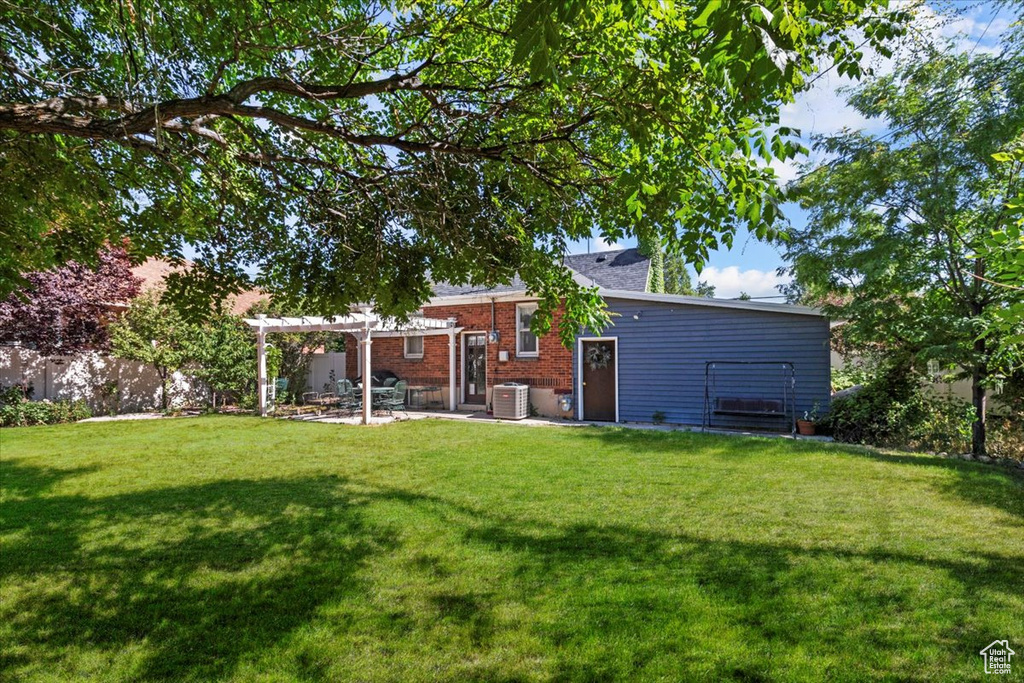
[1, 417, 1022, 682]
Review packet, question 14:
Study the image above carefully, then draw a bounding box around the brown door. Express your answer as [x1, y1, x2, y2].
[581, 340, 616, 421]
[464, 334, 487, 404]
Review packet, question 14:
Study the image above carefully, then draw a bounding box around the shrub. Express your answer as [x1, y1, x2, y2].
[989, 375, 1024, 461]
[821, 361, 929, 449]
[822, 361, 1022, 458]
[0, 399, 92, 427]
[913, 394, 974, 454]
[831, 364, 872, 392]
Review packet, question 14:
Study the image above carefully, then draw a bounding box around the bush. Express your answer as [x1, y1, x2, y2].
[821, 361, 928, 448]
[0, 399, 92, 427]
[822, 361, 1024, 459]
[989, 376, 1024, 461]
[913, 394, 974, 454]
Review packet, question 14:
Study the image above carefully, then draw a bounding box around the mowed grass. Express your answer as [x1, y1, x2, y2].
[1, 417, 1022, 682]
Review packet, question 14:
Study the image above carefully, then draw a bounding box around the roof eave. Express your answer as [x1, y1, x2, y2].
[597, 289, 826, 317]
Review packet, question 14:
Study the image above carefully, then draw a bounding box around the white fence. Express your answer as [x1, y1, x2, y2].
[306, 352, 347, 394]
[0, 347, 205, 413]
[1, 347, 346, 414]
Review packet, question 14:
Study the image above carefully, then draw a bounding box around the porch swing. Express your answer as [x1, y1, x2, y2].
[702, 361, 797, 434]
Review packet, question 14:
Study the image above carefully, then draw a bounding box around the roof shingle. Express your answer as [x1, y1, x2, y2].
[430, 248, 651, 298]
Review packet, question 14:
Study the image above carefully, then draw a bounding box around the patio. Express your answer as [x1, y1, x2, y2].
[245, 308, 463, 425]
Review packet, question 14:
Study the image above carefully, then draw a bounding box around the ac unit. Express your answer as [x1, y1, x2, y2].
[492, 382, 529, 420]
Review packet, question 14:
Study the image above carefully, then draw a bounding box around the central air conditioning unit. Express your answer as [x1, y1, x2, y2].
[492, 382, 529, 420]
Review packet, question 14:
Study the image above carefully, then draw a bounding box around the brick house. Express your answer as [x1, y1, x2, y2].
[342, 248, 654, 417]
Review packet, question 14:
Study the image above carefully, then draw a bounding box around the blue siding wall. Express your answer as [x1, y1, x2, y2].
[576, 298, 831, 428]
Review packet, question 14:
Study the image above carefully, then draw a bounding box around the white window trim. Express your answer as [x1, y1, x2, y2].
[516, 303, 539, 358]
[404, 335, 424, 359]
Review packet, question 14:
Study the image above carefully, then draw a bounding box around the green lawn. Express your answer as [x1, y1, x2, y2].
[1, 417, 1022, 682]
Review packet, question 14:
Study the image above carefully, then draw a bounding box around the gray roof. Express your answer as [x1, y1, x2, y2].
[431, 248, 651, 298]
[430, 276, 531, 298]
[563, 248, 651, 292]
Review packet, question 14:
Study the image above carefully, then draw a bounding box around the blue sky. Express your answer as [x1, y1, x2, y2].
[568, 0, 1014, 298]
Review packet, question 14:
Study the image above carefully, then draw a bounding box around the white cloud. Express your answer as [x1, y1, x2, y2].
[699, 266, 791, 299]
[769, 2, 1013, 187]
[591, 235, 621, 252]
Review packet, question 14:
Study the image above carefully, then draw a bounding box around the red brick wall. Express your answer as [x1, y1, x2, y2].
[343, 301, 573, 395]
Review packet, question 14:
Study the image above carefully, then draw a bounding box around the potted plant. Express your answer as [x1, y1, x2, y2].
[796, 403, 822, 436]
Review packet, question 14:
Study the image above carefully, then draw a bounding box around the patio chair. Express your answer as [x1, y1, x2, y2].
[272, 378, 288, 404]
[336, 379, 358, 414]
[383, 377, 398, 388]
[316, 392, 337, 411]
[298, 391, 321, 415]
[382, 380, 408, 416]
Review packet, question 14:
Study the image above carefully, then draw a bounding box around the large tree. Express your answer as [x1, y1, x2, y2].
[0, 245, 140, 355]
[785, 43, 1024, 456]
[0, 0, 908, 341]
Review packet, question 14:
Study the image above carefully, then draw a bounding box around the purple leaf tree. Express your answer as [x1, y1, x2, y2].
[0, 246, 142, 356]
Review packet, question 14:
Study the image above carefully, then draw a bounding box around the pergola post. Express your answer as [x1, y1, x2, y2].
[257, 329, 268, 417]
[360, 331, 372, 425]
[448, 328, 457, 411]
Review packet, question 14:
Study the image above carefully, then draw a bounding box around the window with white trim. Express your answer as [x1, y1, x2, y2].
[404, 335, 424, 359]
[516, 303, 539, 357]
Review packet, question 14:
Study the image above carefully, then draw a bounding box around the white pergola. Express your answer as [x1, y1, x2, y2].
[244, 310, 462, 424]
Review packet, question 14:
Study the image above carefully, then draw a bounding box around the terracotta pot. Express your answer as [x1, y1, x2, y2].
[796, 419, 816, 436]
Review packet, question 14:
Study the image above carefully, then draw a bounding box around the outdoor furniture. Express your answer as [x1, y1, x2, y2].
[352, 385, 391, 411]
[336, 379, 358, 414]
[422, 386, 443, 409]
[382, 380, 408, 415]
[408, 385, 443, 410]
[298, 391, 336, 415]
[314, 392, 337, 409]
[274, 378, 288, 396]
[370, 386, 396, 410]
[713, 397, 785, 417]
[382, 377, 398, 388]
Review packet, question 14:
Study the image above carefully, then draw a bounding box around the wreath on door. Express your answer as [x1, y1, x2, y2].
[585, 344, 613, 371]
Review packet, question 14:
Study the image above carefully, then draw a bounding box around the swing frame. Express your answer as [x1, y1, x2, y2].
[702, 361, 797, 434]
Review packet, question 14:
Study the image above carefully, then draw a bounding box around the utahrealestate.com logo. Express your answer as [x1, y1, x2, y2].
[980, 640, 1015, 675]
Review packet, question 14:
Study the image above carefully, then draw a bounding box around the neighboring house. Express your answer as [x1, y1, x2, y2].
[132, 258, 265, 315]
[343, 248, 831, 427]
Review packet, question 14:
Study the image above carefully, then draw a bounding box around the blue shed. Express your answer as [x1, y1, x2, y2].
[574, 291, 831, 430]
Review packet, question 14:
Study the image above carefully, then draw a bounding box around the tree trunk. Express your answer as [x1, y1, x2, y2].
[971, 333, 987, 457]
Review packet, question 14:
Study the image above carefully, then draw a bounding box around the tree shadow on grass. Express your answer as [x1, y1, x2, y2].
[0, 460, 399, 681]
[0, 461, 100, 499]
[2, 454, 1022, 682]
[462, 518, 1024, 681]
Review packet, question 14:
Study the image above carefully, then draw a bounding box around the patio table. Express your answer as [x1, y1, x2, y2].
[353, 386, 396, 410]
